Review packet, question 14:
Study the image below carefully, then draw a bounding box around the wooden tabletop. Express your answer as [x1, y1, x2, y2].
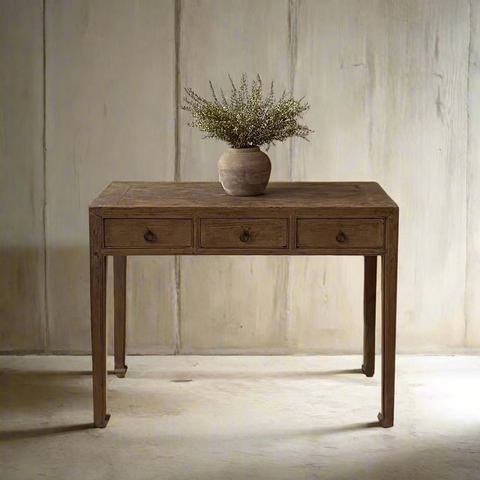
[90, 181, 398, 214]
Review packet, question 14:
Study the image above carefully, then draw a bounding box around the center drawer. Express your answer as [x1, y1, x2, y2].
[200, 219, 288, 249]
[104, 219, 192, 248]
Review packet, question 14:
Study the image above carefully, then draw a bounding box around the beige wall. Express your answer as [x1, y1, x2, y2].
[1, 0, 479, 354]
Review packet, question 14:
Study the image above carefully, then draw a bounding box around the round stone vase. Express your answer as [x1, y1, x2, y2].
[218, 146, 272, 196]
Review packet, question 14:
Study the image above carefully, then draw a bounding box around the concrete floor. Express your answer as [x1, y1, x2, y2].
[0, 355, 479, 480]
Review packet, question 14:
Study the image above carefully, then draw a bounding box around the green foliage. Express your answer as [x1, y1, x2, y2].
[181, 73, 313, 151]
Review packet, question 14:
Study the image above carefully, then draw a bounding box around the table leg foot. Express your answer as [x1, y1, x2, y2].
[94, 413, 111, 429]
[377, 412, 393, 428]
[114, 366, 128, 378]
[362, 364, 374, 377]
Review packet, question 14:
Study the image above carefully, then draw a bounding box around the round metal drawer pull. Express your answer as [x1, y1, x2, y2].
[239, 231, 251, 243]
[336, 231, 347, 243]
[144, 230, 156, 242]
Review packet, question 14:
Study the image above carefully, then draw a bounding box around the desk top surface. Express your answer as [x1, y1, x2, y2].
[90, 182, 398, 211]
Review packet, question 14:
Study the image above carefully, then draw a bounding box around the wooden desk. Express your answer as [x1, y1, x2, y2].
[89, 182, 399, 428]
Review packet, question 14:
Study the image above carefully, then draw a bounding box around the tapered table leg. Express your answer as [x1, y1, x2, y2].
[362, 256, 377, 377]
[114, 256, 128, 378]
[90, 212, 110, 428]
[378, 213, 399, 428]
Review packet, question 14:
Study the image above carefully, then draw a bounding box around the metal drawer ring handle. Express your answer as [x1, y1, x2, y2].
[336, 231, 347, 243]
[144, 229, 156, 242]
[239, 231, 251, 243]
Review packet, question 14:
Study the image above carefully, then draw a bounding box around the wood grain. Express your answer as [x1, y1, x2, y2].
[105, 219, 192, 248]
[114, 256, 127, 378]
[379, 212, 399, 428]
[89, 212, 109, 428]
[101, 247, 386, 257]
[45, 0, 177, 353]
[200, 219, 288, 249]
[297, 219, 384, 249]
[92, 181, 397, 210]
[0, 0, 45, 351]
[90, 182, 397, 253]
[362, 256, 377, 377]
[91, 181, 399, 427]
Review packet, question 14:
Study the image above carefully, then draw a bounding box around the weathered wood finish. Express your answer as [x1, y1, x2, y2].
[297, 219, 385, 249]
[89, 212, 109, 428]
[90, 181, 399, 427]
[200, 219, 288, 249]
[379, 212, 399, 428]
[93, 182, 395, 258]
[362, 256, 377, 377]
[105, 219, 193, 248]
[91, 181, 397, 214]
[114, 256, 127, 378]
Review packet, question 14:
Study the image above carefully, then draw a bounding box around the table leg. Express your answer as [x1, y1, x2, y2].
[378, 213, 399, 428]
[89, 212, 110, 428]
[362, 256, 377, 377]
[114, 256, 128, 378]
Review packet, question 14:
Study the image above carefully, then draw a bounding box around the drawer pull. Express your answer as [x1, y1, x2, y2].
[144, 230, 156, 242]
[239, 231, 251, 243]
[336, 231, 347, 243]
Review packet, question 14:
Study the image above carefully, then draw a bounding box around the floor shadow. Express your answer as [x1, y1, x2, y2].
[0, 369, 93, 414]
[180, 421, 380, 444]
[302, 421, 380, 436]
[221, 421, 382, 442]
[0, 369, 92, 377]
[0, 369, 119, 376]
[0, 423, 94, 442]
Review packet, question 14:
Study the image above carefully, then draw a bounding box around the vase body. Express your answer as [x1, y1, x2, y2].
[218, 147, 272, 196]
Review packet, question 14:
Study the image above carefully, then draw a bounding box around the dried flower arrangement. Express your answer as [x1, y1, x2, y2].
[182, 73, 313, 151]
[181, 74, 313, 196]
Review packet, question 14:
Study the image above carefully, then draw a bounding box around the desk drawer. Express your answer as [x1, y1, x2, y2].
[297, 219, 384, 248]
[201, 219, 288, 249]
[104, 219, 192, 248]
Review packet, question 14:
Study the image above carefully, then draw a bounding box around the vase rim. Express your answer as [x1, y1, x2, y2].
[228, 146, 259, 151]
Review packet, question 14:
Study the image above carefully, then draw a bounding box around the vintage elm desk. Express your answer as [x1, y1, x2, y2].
[89, 181, 399, 428]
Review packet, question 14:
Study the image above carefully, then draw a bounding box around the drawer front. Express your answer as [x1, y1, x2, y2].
[201, 219, 288, 249]
[105, 219, 192, 248]
[297, 219, 384, 248]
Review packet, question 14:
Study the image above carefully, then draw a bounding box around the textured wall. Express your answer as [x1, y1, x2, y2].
[290, 0, 469, 353]
[178, 0, 291, 353]
[45, 0, 177, 353]
[467, 0, 480, 348]
[0, 0, 45, 351]
[0, 0, 478, 354]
